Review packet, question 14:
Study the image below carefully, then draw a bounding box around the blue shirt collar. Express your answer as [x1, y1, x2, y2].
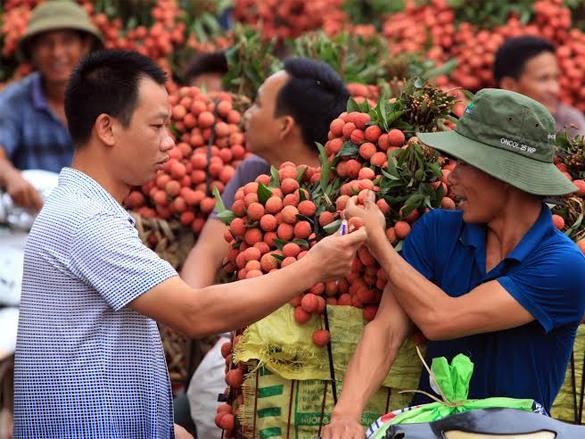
[460, 204, 553, 264]
[58, 167, 135, 226]
[30, 72, 49, 111]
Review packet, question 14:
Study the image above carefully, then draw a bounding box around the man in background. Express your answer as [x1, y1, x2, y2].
[494, 35, 585, 137]
[178, 57, 349, 437]
[0, 0, 102, 210]
[182, 51, 228, 92]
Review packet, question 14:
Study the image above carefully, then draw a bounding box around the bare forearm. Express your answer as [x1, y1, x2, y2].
[333, 322, 402, 419]
[181, 246, 223, 288]
[134, 229, 367, 338]
[369, 229, 451, 336]
[180, 219, 230, 288]
[0, 151, 17, 187]
[188, 256, 320, 336]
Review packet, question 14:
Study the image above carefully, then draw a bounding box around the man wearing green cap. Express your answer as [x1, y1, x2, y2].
[323, 89, 585, 439]
[0, 0, 102, 210]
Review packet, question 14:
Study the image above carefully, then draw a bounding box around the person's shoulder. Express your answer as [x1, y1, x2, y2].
[557, 103, 585, 120]
[526, 228, 585, 279]
[44, 186, 130, 233]
[238, 155, 270, 172]
[555, 103, 585, 135]
[0, 73, 36, 105]
[543, 228, 585, 261]
[233, 155, 271, 181]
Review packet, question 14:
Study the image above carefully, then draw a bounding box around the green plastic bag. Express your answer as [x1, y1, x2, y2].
[368, 353, 539, 439]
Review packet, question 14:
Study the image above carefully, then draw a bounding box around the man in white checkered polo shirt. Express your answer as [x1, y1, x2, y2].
[13, 50, 366, 438]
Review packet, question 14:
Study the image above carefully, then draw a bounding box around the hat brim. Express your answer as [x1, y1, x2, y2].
[19, 25, 103, 61]
[417, 130, 577, 196]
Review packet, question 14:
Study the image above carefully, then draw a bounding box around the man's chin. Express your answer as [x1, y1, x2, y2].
[45, 75, 69, 87]
[43, 71, 73, 86]
[543, 100, 559, 114]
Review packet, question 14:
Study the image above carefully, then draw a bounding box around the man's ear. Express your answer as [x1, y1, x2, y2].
[80, 35, 93, 56]
[499, 76, 519, 92]
[279, 115, 295, 140]
[95, 114, 116, 147]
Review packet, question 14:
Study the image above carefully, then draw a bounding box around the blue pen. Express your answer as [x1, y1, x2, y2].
[340, 219, 348, 236]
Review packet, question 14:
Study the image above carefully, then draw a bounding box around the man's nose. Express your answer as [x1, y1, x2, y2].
[161, 128, 175, 151]
[50, 41, 67, 57]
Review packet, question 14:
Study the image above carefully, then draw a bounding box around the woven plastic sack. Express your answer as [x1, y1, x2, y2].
[233, 304, 424, 438]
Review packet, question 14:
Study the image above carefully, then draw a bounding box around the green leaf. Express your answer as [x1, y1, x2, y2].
[565, 213, 584, 238]
[323, 218, 342, 235]
[296, 213, 315, 224]
[429, 162, 443, 178]
[394, 240, 403, 252]
[299, 188, 308, 202]
[338, 141, 359, 158]
[316, 142, 331, 192]
[357, 99, 371, 113]
[424, 195, 432, 209]
[293, 239, 310, 249]
[213, 186, 226, 212]
[296, 166, 307, 182]
[386, 110, 405, 127]
[271, 253, 285, 262]
[270, 166, 280, 186]
[381, 168, 400, 181]
[347, 97, 360, 113]
[422, 58, 458, 80]
[379, 95, 389, 130]
[447, 0, 464, 8]
[273, 238, 288, 250]
[257, 182, 273, 205]
[519, 8, 531, 25]
[401, 193, 426, 216]
[216, 210, 236, 225]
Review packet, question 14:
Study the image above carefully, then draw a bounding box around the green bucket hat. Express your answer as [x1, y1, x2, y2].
[19, 0, 103, 60]
[417, 88, 577, 196]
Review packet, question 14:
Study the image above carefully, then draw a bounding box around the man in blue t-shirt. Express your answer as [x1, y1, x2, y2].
[323, 88, 585, 439]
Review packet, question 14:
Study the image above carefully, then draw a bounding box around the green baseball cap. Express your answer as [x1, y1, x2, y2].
[19, 0, 103, 60]
[417, 88, 576, 196]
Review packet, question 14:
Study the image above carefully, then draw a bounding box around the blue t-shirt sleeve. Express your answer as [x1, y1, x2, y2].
[69, 212, 178, 311]
[498, 245, 585, 333]
[401, 210, 439, 281]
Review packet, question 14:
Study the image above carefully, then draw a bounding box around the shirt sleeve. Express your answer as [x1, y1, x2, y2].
[69, 212, 178, 311]
[498, 245, 585, 333]
[400, 210, 438, 281]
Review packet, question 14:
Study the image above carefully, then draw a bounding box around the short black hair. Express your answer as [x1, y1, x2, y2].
[494, 36, 556, 84]
[274, 57, 349, 150]
[183, 51, 228, 83]
[65, 50, 167, 147]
